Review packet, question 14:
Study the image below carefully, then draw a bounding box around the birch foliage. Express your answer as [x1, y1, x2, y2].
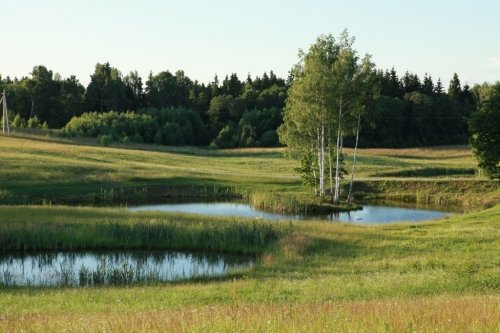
[279, 31, 378, 200]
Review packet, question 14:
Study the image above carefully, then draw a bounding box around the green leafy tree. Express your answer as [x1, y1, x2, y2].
[59, 75, 85, 124]
[27, 115, 42, 128]
[279, 31, 377, 201]
[85, 62, 128, 112]
[208, 95, 234, 135]
[124, 70, 145, 109]
[10, 114, 27, 128]
[212, 125, 237, 148]
[26, 66, 63, 127]
[469, 83, 500, 178]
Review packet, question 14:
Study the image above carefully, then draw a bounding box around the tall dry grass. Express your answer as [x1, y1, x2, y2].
[1, 295, 497, 332]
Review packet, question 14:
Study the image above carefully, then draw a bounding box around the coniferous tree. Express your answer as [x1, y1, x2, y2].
[448, 73, 462, 99]
[460, 84, 475, 105]
[422, 73, 434, 94]
[434, 78, 444, 95]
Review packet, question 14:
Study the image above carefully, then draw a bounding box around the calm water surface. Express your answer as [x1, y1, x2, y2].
[129, 202, 452, 224]
[0, 251, 253, 286]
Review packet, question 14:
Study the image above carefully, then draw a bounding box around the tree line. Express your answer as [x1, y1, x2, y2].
[1, 64, 287, 147]
[0, 57, 481, 149]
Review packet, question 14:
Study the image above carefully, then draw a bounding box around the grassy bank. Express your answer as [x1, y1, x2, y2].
[351, 179, 499, 209]
[0, 204, 498, 331]
[0, 206, 289, 254]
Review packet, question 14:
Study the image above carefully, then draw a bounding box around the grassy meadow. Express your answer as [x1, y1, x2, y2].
[0, 130, 499, 332]
[1, 130, 497, 208]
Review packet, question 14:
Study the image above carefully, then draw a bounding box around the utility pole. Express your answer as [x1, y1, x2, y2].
[1, 90, 9, 135]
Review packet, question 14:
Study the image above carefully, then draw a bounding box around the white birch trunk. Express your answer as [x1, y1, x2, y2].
[321, 124, 325, 196]
[338, 134, 344, 197]
[334, 100, 342, 203]
[317, 127, 323, 196]
[328, 144, 334, 203]
[313, 169, 318, 196]
[347, 114, 361, 203]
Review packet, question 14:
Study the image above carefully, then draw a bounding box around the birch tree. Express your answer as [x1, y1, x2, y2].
[278, 35, 339, 196]
[279, 31, 378, 202]
[347, 55, 379, 202]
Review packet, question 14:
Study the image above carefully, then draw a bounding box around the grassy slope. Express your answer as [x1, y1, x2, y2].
[0, 205, 498, 332]
[1, 130, 497, 207]
[0, 130, 499, 332]
[0, 132, 298, 204]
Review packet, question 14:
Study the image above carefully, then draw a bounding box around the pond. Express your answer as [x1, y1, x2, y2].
[0, 251, 253, 287]
[129, 202, 452, 224]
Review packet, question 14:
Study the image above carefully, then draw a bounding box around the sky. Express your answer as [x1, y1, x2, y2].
[1, 0, 499, 87]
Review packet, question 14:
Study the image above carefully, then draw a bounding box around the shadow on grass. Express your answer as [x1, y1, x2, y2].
[304, 236, 363, 259]
[376, 167, 476, 178]
[9, 129, 284, 159]
[1, 177, 242, 205]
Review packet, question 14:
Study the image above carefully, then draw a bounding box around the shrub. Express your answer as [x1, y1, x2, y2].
[11, 114, 27, 128]
[260, 130, 279, 147]
[212, 125, 237, 149]
[27, 116, 42, 129]
[97, 134, 113, 146]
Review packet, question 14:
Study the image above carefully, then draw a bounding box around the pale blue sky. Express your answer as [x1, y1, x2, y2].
[1, 0, 499, 87]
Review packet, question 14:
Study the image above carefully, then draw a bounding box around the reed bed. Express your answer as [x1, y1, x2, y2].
[250, 191, 360, 214]
[0, 206, 291, 254]
[351, 179, 499, 209]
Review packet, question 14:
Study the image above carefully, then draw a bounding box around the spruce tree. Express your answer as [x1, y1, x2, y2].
[448, 73, 462, 98]
[422, 73, 434, 94]
[434, 78, 444, 95]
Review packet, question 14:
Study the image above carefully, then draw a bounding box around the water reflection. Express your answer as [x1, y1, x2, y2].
[0, 251, 253, 287]
[129, 202, 452, 224]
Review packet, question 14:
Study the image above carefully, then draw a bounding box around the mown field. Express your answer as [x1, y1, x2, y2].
[0, 129, 497, 208]
[0, 130, 499, 332]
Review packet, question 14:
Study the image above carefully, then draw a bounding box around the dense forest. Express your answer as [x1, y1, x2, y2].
[0, 63, 482, 148]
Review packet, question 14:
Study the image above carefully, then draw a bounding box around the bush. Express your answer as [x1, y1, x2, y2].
[62, 108, 209, 146]
[27, 116, 42, 129]
[212, 125, 237, 149]
[11, 114, 27, 128]
[132, 133, 143, 143]
[260, 130, 279, 147]
[97, 134, 113, 146]
[153, 130, 163, 145]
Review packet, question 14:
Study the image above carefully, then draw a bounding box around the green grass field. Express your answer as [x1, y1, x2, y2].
[1, 130, 497, 208]
[0, 130, 499, 332]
